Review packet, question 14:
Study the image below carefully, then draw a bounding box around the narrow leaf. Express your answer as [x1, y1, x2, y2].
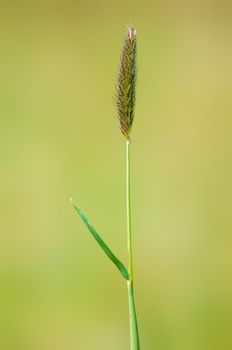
[71, 199, 129, 280]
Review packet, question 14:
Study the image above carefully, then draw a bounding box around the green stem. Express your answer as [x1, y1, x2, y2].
[126, 138, 140, 350]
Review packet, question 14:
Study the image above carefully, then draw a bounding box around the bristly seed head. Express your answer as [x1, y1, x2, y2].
[116, 27, 137, 139]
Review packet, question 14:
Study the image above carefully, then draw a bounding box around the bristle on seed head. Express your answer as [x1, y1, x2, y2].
[116, 27, 137, 139]
[127, 27, 136, 40]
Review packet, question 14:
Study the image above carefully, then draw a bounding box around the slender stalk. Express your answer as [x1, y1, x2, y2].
[126, 138, 140, 350]
[127, 280, 140, 350]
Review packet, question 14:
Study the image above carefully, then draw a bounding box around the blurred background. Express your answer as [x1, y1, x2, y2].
[0, 0, 232, 349]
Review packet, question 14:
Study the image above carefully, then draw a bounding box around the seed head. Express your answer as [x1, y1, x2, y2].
[116, 27, 137, 139]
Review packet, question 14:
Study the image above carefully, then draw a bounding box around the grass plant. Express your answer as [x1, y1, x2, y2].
[71, 26, 140, 350]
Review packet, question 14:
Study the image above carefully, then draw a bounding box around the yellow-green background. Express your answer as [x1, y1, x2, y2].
[0, 1, 232, 349]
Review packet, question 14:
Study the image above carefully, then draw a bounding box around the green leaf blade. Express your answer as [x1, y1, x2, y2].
[71, 199, 129, 280]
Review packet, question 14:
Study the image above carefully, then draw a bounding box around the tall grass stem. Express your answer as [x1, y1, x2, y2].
[126, 138, 140, 350]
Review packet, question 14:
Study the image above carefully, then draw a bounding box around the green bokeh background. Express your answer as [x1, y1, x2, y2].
[0, 1, 232, 349]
